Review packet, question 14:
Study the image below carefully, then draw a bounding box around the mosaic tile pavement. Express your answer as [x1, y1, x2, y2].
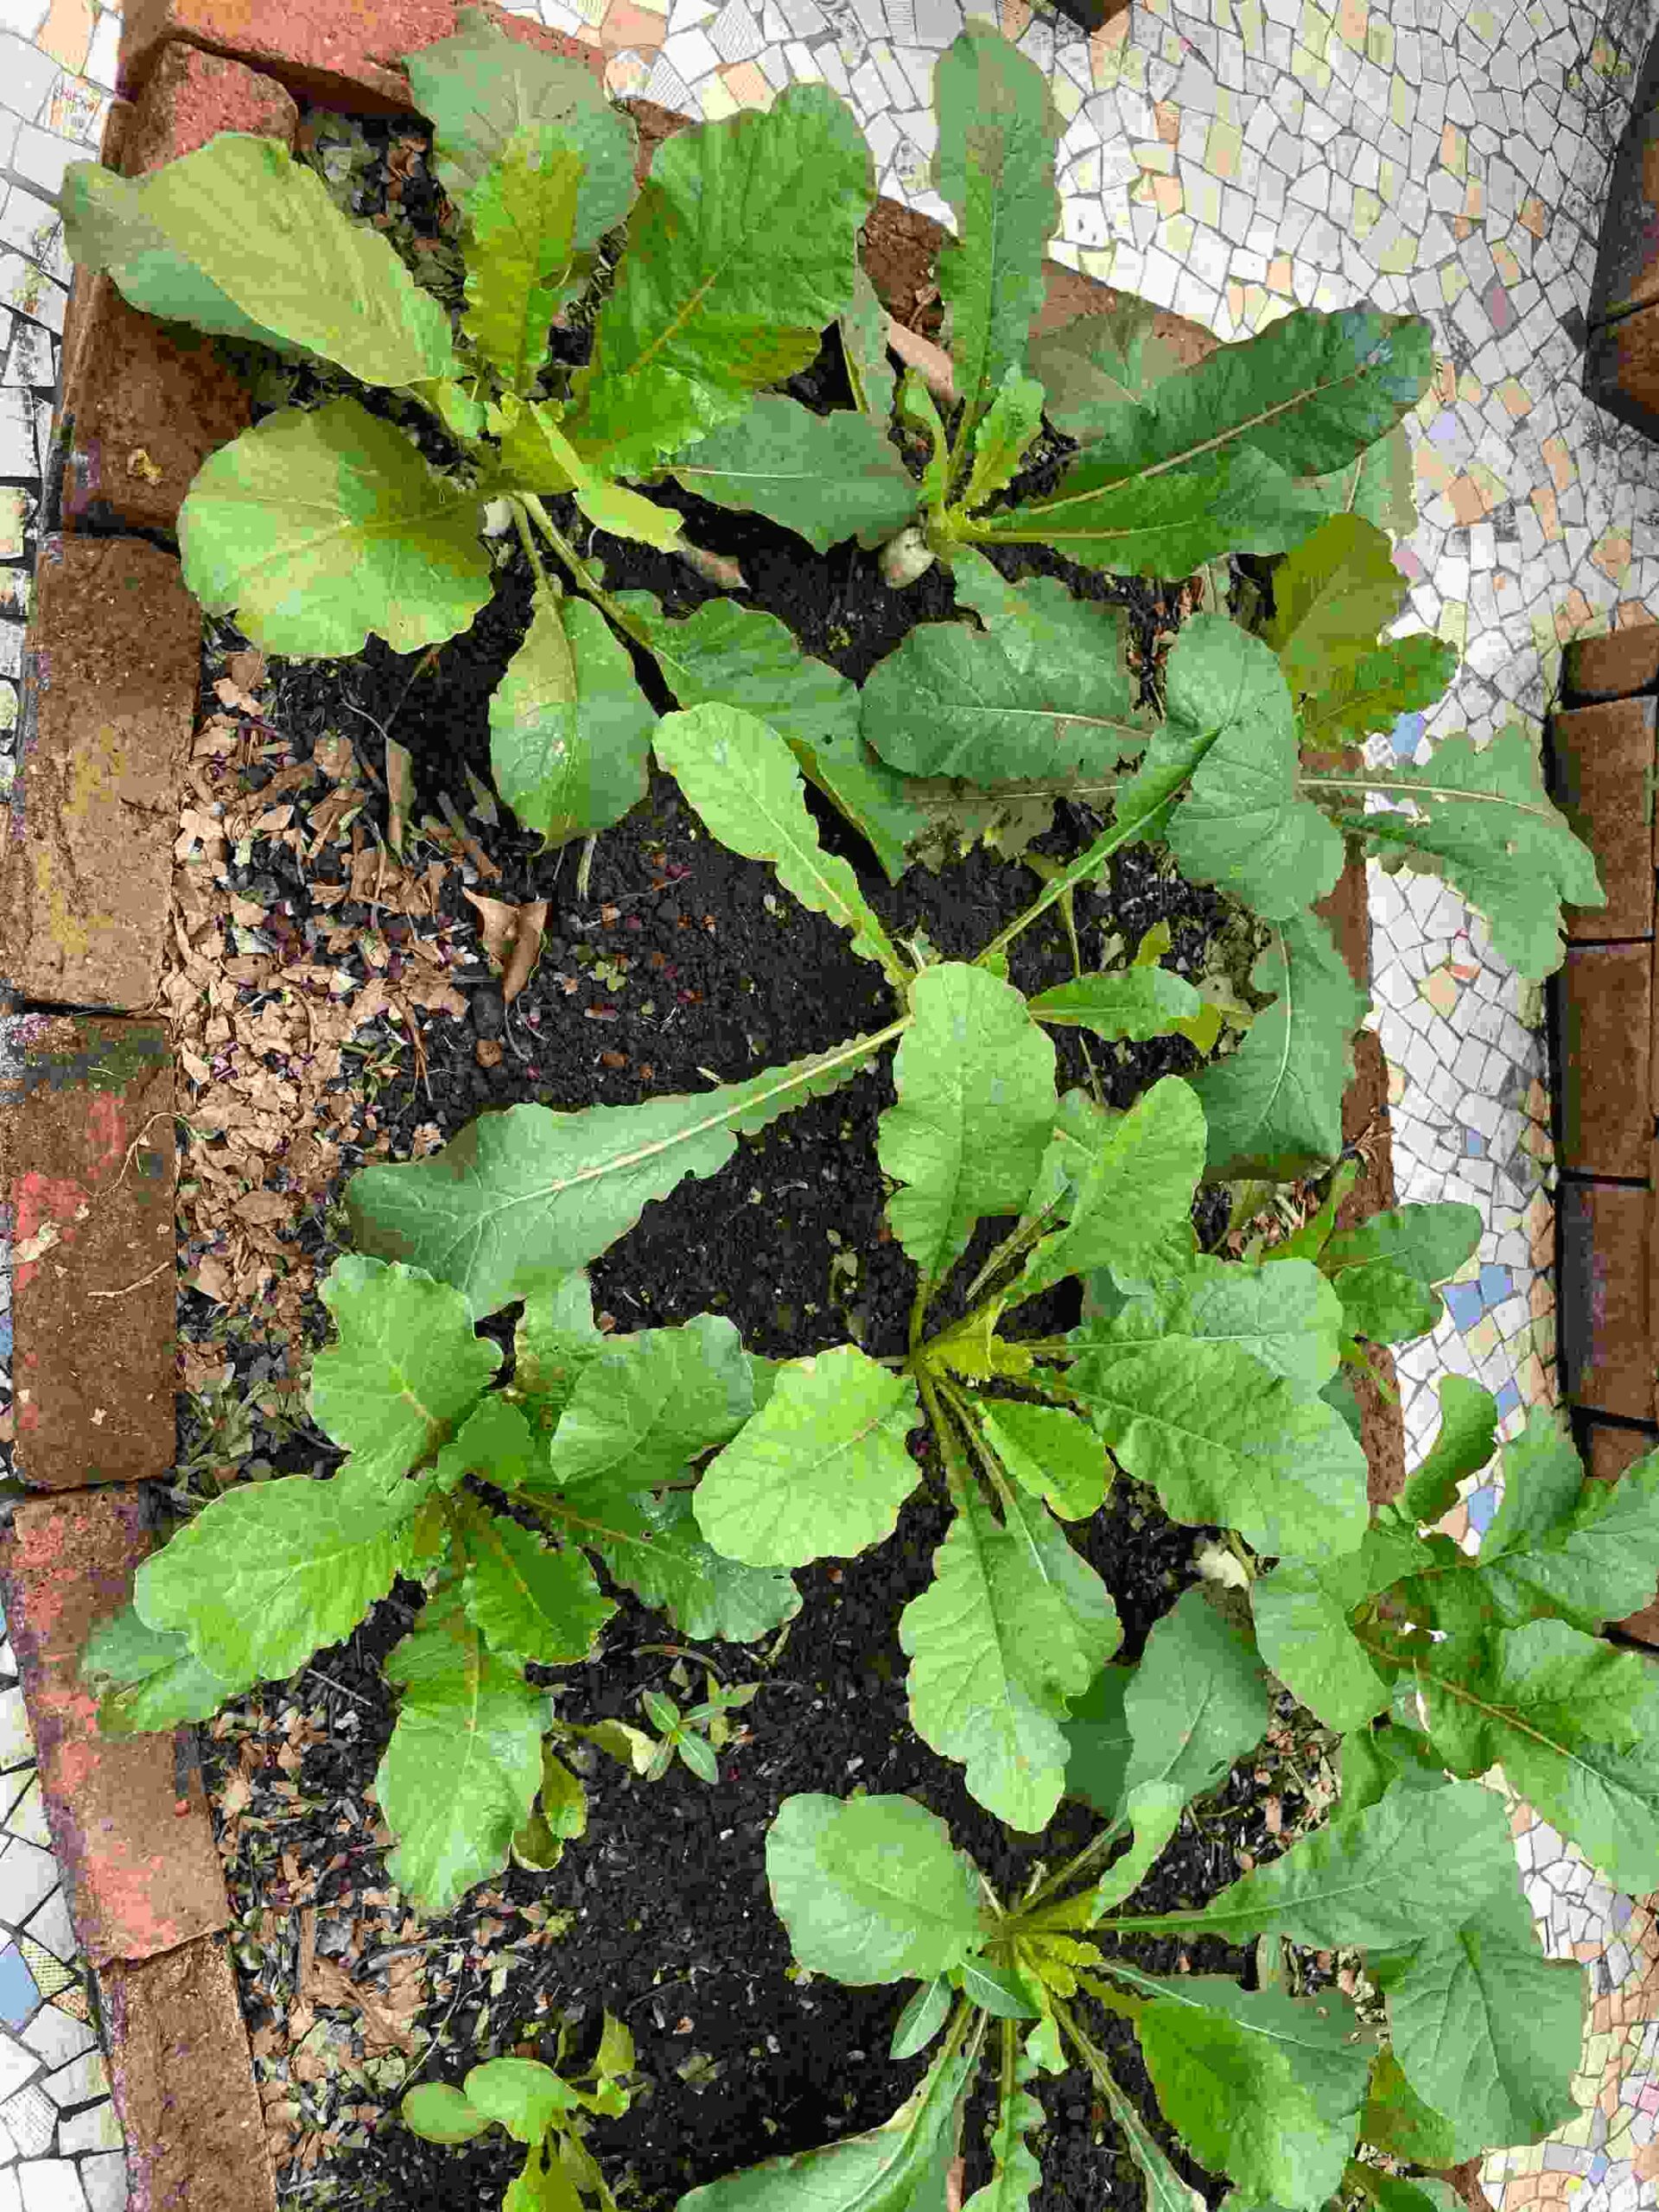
[2, 0, 1659, 2202]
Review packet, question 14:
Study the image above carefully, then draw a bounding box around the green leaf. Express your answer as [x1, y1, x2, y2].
[460, 1503, 614, 1664]
[978, 1402, 1109, 1521]
[1116, 616, 1343, 922]
[1358, 2050, 1471, 2168]
[959, 2058, 1043, 2212]
[1192, 910, 1365, 1179]
[134, 1471, 417, 1684]
[878, 962, 1056, 1288]
[179, 399, 490, 658]
[931, 27, 1059, 435]
[1133, 1777, 1516, 1948]
[891, 1978, 952, 2061]
[1478, 1426, 1659, 1632]
[1299, 633, 1459, 751]
[1068, 1325, 1370, 1562]
[505, 2146, 586, 2212]
[1313, 727, 1605, 980]
[513, 1273, 602, 1425]
[1090, 2055, 1206, 2212]
[310, 1255, 500, 1491]
[402, 2083, 492, 2145]
[586, 1490, 800, 1643]
[567, 86, 873, 474]
[489, 590, 656, 849]
[1320, 1201, 1483, 1283]
[1027, 966, 1202, 1042]
[62, 135, 455, 384]
[1026, 300, 1190, 440]
[677, 2044, 976, 2212]
[1084, 1780, 1184, 1918]
[1122, 1589, 1270, 1808]
[975, 306, 1431, 575]
[1010, 1075, 1205, 1306]
[347, 1028, 893, 1317]
[542, 1313, 754, 1494]
[1330, 1261, 1441, 1344]
[899, 370, 951, 513]
[766, 1793, 985, 1983]
[653, 705, 901, 979]
[81, 1605, 243, 1735]
[463, 130, 582, 391]
[694, 1346, 921, 1567]
[1092, 1253, 1344, 1400]
[1297, 419, 1418, 538]
[434, 1396, 542, 1493]
[1262, 514, 1407, 699]
[1000, 1487, 1122, 1678]
[465, 2057, 577, 2145]
[1061, 1662, 1133, 1816]
[1371, 1881, 1583, 2155]
[1251, 1560, 1389, 1732]
[403, 5, 637, 234]
[861, 553, 1147, 787]
[1400, 1376, 1497, 1525]
[842, 263, 897, 423]
[669, 396, 918, 553]
[961, 372, 1046, 511]
[1132, 1976, 1369, 2210]
[900, 1485, 1102, 1830]
[1413, 1619, 1659, 1890]
[375, 1597, 545, 1913]
[954, 1960, 1039, 2019]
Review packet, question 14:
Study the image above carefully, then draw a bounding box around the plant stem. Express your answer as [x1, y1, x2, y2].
[511, 498, 558, 601]
[937, 1379, 1023, 1522]
[1012, 1817, 1128, 1918]
[977, 775, 1182, 970]
[522, 493, 656, 652]
[917, 1368, 985, 1516]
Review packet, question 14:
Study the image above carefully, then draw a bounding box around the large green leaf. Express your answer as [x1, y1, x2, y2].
[1251, 1557, 1389, 1732]
[1060, 1662, 1134, 1817]
[1026, 965, 1202, 1042]
[459, 1503, 615, 1663]
[668, 396, 918, 553]
[973, 307, 1431, 575]
[766, 1793, 986, 1983]
[1359, 2048, 1472, 2168]
[375, 1598, 546, 1913]
[1026, 300, 1190, 440]
[346, 1027, 895, 1318]
[584, 1491, 800, 1643]
[694, 1346, 922, 1567]
[978, 1402, 1109, 1521]
[960, 371, 1046, 511]
[513, 1273, 604, 1428]
[542, 1313, 754, 1494]
[134, 1470, 418, 1683]
[900, 1485, 1099, 1830]
[653, 705, 901, 978]
[489, 590, 657, 849]
[1009, 1075, 1205, 1306]
[402, 5, 637, 234]
[434, 1396, 543, 1494]
[1000, 1487, 1122, 1678]
[463, 130, 582, 392]
[842, 263, 898, 424]
[1096, 1253, 1344, 1399]
[61, 135, 455, 385]
[1300, 633, 1459, 750]
[1297, 419, 1417, 538]
[1309, 727, 1605, 980]
[309, 1256, 500, 1491]
[81, 1606, 245, 1736]
[179, 399, 490, 658]
[567, 86, 873, 474]
[1130, 1974, 1369, 2210]
[878, 962, 1056, 1289]
[1320, 1200, 1483, 1283]
[1478, 1432, 1659, 1632]
[1412, 1619, 1659, 1890]
[1400, 1376, 1497, 1525]
[1192, 911, 1364, 1179]
[861, 553, 1147, 787]
[1262, 513, 1407, 698]
[1114, 616, 1344, 921]
[1331, 1262, 1440, 1344]
[1067, 1325, 1369, 1561]
[1121, 1588, 1270, 1809]
[931, 27, 1059, 436]
[1371, 1881, 1583, 2154]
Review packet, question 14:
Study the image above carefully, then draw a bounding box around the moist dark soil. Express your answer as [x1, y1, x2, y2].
[184, 105, 1318, 2212]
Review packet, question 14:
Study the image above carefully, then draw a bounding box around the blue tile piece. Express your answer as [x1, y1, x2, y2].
[1478, 1263, 1512, 1307]
[1464, 1127, 1486, 1155]
[1495, 1380, 1521, 1418]
[1466, 1484, 1499, 1536]
[1389, 710, 1426, 758]
[1444, 1281, 1484, 1332]
[0, 1941, 41, 2030]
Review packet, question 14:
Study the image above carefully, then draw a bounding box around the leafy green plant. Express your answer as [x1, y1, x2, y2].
[632, 1675, 759, 1783]
[403, 2010, 635, 2212]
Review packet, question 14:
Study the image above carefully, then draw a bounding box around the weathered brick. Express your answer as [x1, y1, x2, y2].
[1554, 942, 1652, 1179]
[1546, 698, 1657, 942]
[1586, 38, 1659, 332]
[0, 1015, 175, 1491]
[104, 1936, 276, 2212]
[0, 536, 200, 1008]
[122, 39, 298, 174]
[0, 1491, 227, 1967]
[119, 0, 604, 114]
[1561, 624, 1659, 705]
[1581, 1415, 1659, 1484]
[1559, 1177, 1656, 1421]
[1586, 306, 1659, 446]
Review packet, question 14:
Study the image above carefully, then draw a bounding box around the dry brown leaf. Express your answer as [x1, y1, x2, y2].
[385, 735, 415, 858]
[307, 1958, 422, 2054]
[226, 648, 267, 694]
[503, 899, 549, 1005]
[462, 887, 518, 971]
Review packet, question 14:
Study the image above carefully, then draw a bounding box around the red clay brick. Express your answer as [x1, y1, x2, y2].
[1559, 1177, 1656, 1421]
[1582, 1416, 1659, 1484]
[122, 39, 297, 173]
[1586, 307, 1659, 447]
[119, 0, 604, 114]
[0, 536, 199, 1007]
[0, 1014, 175, 1491]
[0, 1491, 228, 1966]
[1555, 943, 1652, 1179]
[1547, 698, 1657, 941]
[104, 1936, 276, 2212]
[1561, 624, 1659, 705]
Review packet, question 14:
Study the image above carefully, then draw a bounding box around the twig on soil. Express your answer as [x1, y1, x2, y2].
[86, 1260, 173, 1300]
[437, 790, 500, 880]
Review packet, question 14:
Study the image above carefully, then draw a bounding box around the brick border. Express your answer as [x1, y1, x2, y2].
[3, 16, 1409, 2205]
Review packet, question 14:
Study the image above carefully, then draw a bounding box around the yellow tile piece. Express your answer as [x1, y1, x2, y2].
[1185, 171, 1223, 230]
[1457, 369, 1485, 404]
[1377, 156, 1398, 206]
[1134, 141, 1176, 174]
[1468, 459, 1509, 507]
[1497, 378, 1532, 420]
[1298, 0, 1332, 55]
[1438, 599, 1468, 650]
[1491, 238, 1523, 285]
[1378, 231, 1418, 275]
[1389, 73, 1414, 128]
[1081, 247, 1118, 282]
[1465, 1314, 1500, 1358]
[1206, 118, 1243, 179]
[1292, 42, 1329, 91]
[1351, 187, 1381, 238]
[699, 73, 741, 118]
[1164, 212, 1195, 257]
[1052, 74, 1083, 121]
[1365, 15, 1392, 65]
